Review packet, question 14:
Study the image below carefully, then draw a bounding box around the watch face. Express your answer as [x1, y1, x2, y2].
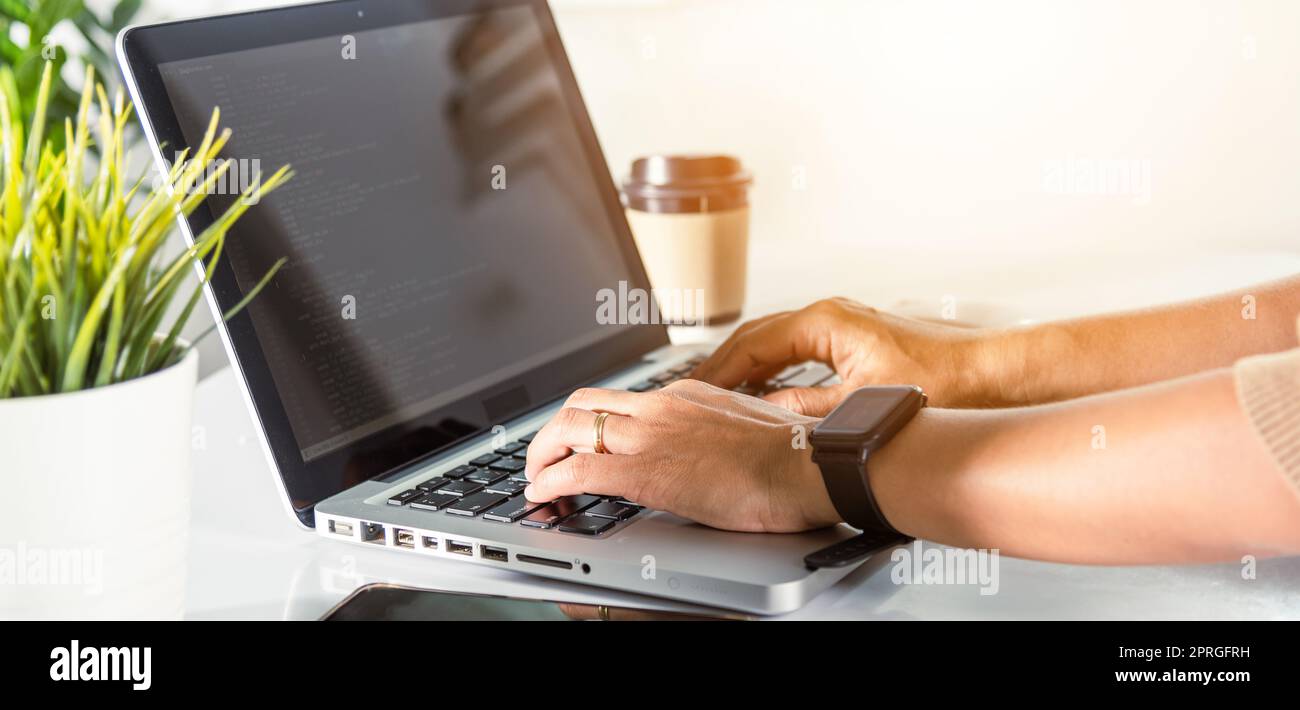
[815, 386, 921, 440]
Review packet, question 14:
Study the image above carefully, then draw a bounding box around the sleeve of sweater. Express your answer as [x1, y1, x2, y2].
[1234, 332, 1300, 501]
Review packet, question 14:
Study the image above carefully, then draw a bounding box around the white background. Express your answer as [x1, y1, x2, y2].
[98, 0, 1300, 375]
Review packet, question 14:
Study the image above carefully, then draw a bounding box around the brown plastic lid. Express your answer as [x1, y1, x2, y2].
[622, 155, 752, 214]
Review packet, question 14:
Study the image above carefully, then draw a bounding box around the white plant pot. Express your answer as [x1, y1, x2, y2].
[0, 348, 198, 619]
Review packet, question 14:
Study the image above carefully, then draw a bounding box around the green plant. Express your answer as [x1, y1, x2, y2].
[0, 62, 290, 398]
[1, 0, 144, 152]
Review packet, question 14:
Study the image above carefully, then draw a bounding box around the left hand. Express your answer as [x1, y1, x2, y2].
[523, 379, 842, 533]
[690, 298, 992, 414]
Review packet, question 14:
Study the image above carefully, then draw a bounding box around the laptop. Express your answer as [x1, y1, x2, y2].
[118, 0, 863, 615]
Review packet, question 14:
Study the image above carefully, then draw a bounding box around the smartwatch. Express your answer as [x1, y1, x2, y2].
[810, 385, 926, 537]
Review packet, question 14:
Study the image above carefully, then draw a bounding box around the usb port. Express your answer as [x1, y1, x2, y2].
[421, 536, 438, 550]
[447, 540, 473, 556]
[394, 529, 415, 549]
[328, 520, 354, 537]
[481, 545, 508, 562]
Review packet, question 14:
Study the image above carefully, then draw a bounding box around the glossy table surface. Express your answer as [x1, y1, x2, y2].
[185, 245, 1300, 619]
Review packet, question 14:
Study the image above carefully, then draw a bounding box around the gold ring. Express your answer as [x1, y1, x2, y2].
[593, 411, 610, 454]
[597, 604, 611, 621]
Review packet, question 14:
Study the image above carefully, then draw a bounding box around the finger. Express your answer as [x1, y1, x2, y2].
[525, 452, 647, 503]
[563, 387, 647, 417]
[557, 603, 603, 620]
[524, 408, 637, 481]
[557, 603, 688, 621]
[690, 311, 788, 381]
[692, 311, 787, 381]
[700, 313, 832, 390]
[743, 360, 793, 388]
[763, 384, 850, 417]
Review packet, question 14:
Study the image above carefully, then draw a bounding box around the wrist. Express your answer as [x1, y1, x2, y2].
[796, 433, 844, 529]
[803, 384, 925, 535]
[863, 408, 931, 538]
[940, 329, 1016, 407]
[952, 326, 1075, 407]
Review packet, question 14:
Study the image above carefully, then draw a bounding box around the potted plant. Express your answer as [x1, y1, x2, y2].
[0, 63, 289, 619]
[0, 0, 144, 151]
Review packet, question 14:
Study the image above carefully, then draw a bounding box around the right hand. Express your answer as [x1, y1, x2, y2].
[690, 297, 1000, 415]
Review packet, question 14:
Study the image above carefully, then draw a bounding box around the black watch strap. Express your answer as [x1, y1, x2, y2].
[804, 527, 909, 569]
[817, 452, 904, 537]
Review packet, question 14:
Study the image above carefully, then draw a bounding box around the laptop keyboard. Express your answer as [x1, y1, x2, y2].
[385, 355, 838, 537]
[386, 418, 639, 537]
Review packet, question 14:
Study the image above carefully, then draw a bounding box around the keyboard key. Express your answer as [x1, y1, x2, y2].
[669, 364, 694, 376]
[511, 446, 528, 459]
[485, 478, 528, 496]
[585, 500, 640, 520]
[437, 479, 484, 497]
[442, 464, 477, 480]
[445, 492, 509, 517]
[628, 381, 656, 393]
[507, 468, 530, 483]
[649, 371, 676, 384]
[494, 441, 526, 456]
[465, 467, 509, 485]
[558, 514, 615, 535]
[488, 458, 526, 473]
[518, 494, 600, 529]
[416, 477, 450, 492]
[519, 505, 563, 529]
[773, 363, 809, 383]
[483, 497, 548, 523]
[780, 362, 835, 389]
[469, 453, 501, 467]
[387, 489, 423, 506]
[517, 431, 539, 444]
[410, 492, 460, 511]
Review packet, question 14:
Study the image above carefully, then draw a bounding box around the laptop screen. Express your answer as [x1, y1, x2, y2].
[124, 0, 666, 522]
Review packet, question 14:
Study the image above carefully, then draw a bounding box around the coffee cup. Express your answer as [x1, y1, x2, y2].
[622, 155, 753, 326]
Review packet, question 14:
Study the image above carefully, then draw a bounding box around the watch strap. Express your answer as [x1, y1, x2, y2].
[805, 528, 911, 570]
[817, 452, 905, 537]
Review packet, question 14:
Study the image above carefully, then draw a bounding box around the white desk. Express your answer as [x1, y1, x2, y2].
[185, 245, 1300, 619]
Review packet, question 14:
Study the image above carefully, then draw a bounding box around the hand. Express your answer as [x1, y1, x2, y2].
[690, 297, 996, 415]
[523, 380, 841, 533]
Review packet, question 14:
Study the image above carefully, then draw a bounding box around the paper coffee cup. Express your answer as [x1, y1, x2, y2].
[622, 155, 753, 326]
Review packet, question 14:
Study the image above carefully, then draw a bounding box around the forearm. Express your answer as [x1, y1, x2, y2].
[868, 368, 1300, 564]
[969, 274, 1300, 405]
